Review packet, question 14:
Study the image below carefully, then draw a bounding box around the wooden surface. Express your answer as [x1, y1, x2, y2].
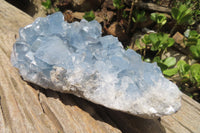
[0, 0, 199, 133]
[125, 0, 171, 13]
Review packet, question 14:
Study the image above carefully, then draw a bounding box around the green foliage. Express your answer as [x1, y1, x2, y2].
[163, 57, 177, 68]
[173, 0, 200, 22]
[177, 60, 190, 79]
[125, 45, 130, 50]
[171, 4, 194, 25]
[54, 7, 60, 12]
[190, 45, 200, 59]
[185, 30, 200, 46]
[149, 56, 200, 85]
[150, 13, 167, 28]
[152, 58, 200, 82]
[152, 56, 177, 77]
[163, 68, 178, 77]
[132, 10, 146, 23]
[176, 60, 200, 86]
[185, 30, 200, 60]
[141, 34, 151, 45]
[113, 0, 124, 9]
[42, 0, 60, 13]
[135, 39, 145, 50]
[190, 64, 200, 86]
[143, 58, 151, 63]
[42, 0, 51, 9]
[122, 11, 128, 19]
[83, 11, 95, 21]
[142, 33, 175, 52]
[188, 30, 199, 38]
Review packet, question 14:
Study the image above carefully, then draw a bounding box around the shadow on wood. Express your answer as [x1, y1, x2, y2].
[30, 83, 166, 133]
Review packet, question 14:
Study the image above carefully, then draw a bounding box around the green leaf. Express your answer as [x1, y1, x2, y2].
[197, 39, 200, 45]
[151, 13, 167, 26]
[54, 7, 59, 12]
[186, 37, 198, 46]
[153, 56, 161, 63]
[190, 64, 200, 86]
[181, 7, 192, 17]
[150, 42, 160, 51]
[138, 14, 147, 22]
[125, 46, 130, 50]
[179, 14, 193, 25]
[149, 33, 158, 44]
[113, 0, 124, 9]
[142, 34, 151, 44]
[135, 39, 144, 49]
[150, 13, 157, 21]
[179, 4, 187, 10]
[144, 58, 151, 63]
[163, 68, 178, 77]
[158, 63, 168, 71]
[171, 7, 180, 20]
[132, 10, 146, 23]
[83, 11, 95, 21]
[122, 11, 128, 18]
[177, 60, 190, 78]
[42, 0, 51, 9]
[160, 33, 169, 44]
[188, 18, 195, 25]
[161, 19, 167, 26]
[185, 30, 200, 47]
[153, 56, 168, 71]
[167, 38, 175, 47]
[171, 4, 194, 25]
[189, 45, 200, 59]
[143, 33, 174, 51]
[178, 5, 189, 19]
[189, 30, 198, 37]
[163, 57, 177, 67]
[132, 17, 136, 23]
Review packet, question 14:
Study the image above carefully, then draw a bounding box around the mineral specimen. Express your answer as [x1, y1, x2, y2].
[11, 12, 181, 118]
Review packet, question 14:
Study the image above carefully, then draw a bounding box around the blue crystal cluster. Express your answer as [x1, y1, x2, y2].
[11, 12, 181, 118]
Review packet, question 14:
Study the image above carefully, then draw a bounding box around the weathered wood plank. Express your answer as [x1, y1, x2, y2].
[161, 94, 200, 133]
[0, 0, 199, 133]
[125, 0, 171, 13]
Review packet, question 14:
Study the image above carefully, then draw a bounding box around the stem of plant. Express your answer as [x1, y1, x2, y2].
[170, 23, 178, 36]
[157, 24, 163, 32]
[132, 23, 137, 32]
[143, 43, 147, 57]
[117, 0, 124, 22]
[157, 25, 161, 32]
[161, 49, 166, 60]
[127, 0, 135, 33]
[117, 10, 120, 21]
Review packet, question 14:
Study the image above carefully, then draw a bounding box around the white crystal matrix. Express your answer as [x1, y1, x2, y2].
[11, 12, 181, 118]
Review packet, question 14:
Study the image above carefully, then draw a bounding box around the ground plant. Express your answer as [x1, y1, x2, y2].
[170, 4, 194, 35]
[132, 9, 146, 31]
[185, 30, 200, 60]
[83, 11, 95, 21]
[150, 13, 167, 32]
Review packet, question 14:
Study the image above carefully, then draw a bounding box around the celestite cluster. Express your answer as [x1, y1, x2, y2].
[11, 12, 181, 118]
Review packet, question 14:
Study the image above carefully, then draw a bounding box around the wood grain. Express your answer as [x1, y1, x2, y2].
[0, 0, 199, 133]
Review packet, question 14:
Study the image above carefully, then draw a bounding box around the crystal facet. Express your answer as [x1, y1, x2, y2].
[11, 12, 181, 118]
